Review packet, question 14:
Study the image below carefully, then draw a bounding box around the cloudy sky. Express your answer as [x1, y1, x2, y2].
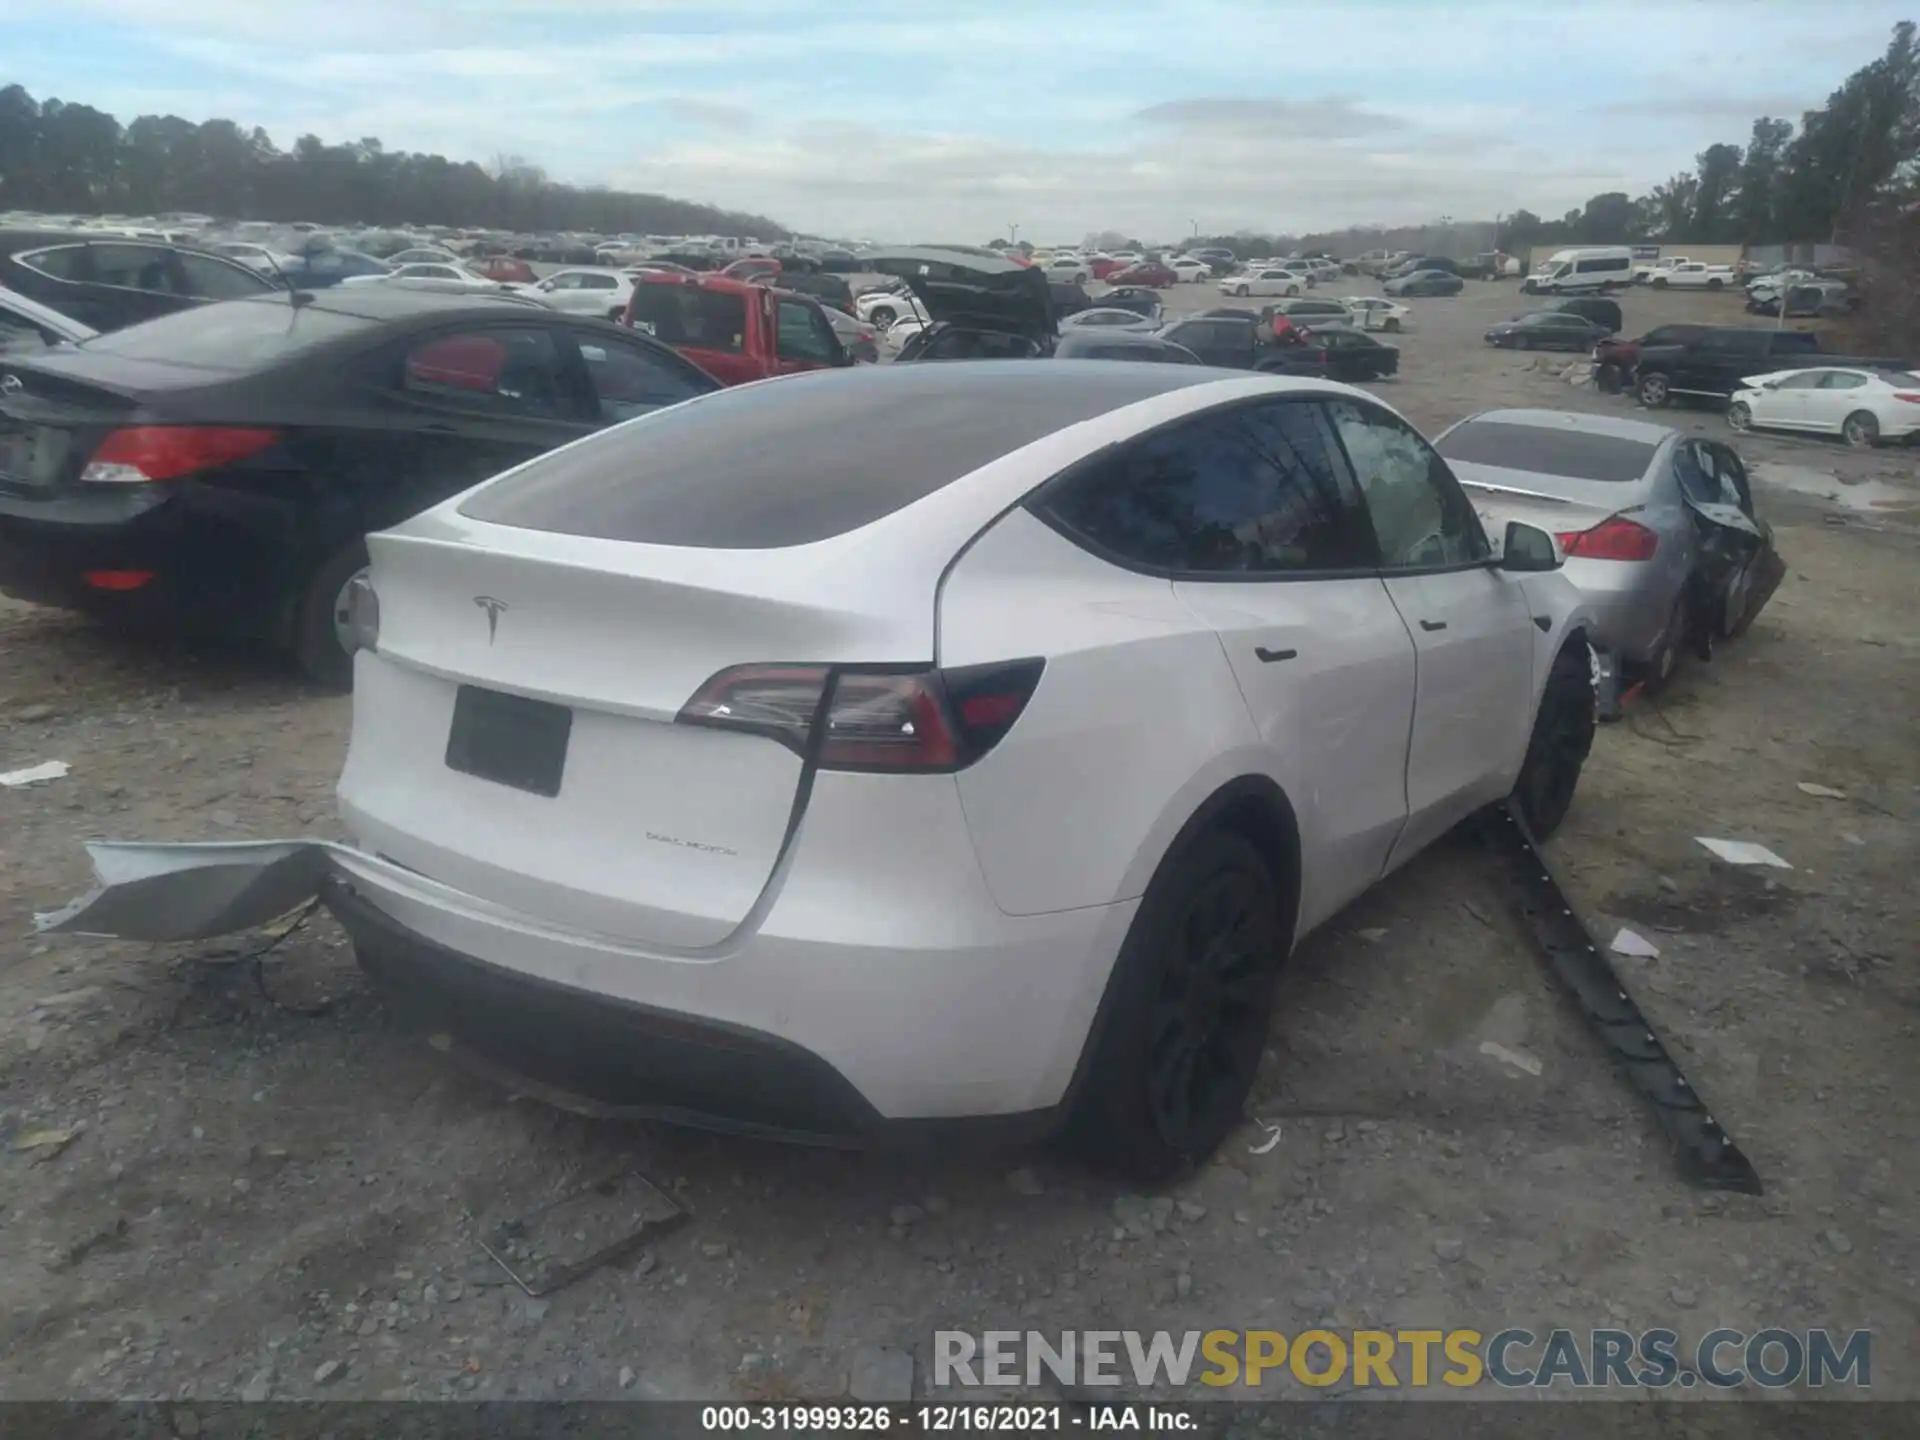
[3, 0, 1910, 240]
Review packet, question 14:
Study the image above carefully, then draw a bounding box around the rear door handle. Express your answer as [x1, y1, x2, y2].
[1255, 646, 1297, 663]
[1419, 619, 1447, 632]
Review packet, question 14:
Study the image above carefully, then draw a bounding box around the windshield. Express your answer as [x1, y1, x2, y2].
[73, 301, 371, 371]
[1436, 420, 1658, 484]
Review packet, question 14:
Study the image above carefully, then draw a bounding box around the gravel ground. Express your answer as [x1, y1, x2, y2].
[1, 277, 1916, 1406]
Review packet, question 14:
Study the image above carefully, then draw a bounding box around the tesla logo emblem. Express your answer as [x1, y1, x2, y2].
[473, 596, 508, 642]
[0, 375, 21, 396]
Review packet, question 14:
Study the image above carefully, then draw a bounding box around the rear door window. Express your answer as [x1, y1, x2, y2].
[398, 326, 568, 419]
[87, 243, 181, 293]
[1037, 399, 1376, 575]
[175, 250, 274, 300]
[568, 334, 711, 423]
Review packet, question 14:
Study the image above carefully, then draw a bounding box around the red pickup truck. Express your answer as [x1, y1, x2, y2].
[620, 272, 852, 385]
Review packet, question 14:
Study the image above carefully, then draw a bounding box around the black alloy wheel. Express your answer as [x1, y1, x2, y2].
[1068, 829, 1283, 1181]
[1511, 640, 1597, 841]
[1145, 860, 1276, 1150]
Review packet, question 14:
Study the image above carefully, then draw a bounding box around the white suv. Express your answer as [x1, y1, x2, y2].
[526, 267, 637, 318]
[47, 364, 1595, 1180]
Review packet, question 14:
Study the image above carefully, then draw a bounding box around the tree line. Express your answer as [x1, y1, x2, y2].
[0, 84, 787, 239]
[1497, 22, 1918, 253]
[1180, 22, 1918, 262]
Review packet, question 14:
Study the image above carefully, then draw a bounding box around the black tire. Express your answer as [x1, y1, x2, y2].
[1842, 411, 1880, 448]
[1637, 371, 1671, 408]
[1652, 277, 1669, 289]
[1511, 639, 1596, 842]
[1286, 285, 1300, 297]
[1384, 317, 1401, 333]
[292, 536, 370, 692]
[1728, 400, 1752, 432]
[1596, 362, 1625, 394]
[1707, 278, 1723, 290]
[868, 305, 896, 329]
[1066, 829, 1285, 1182]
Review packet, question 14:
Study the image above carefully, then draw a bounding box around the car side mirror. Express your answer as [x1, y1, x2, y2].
[1500, 521, 1561, 572]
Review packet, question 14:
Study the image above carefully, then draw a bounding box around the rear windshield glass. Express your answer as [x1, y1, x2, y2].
[459, 365, 1213, 548]
[1435, 421, 1658, 483]
[74, 300, 369, 370]
[628, 284, 747, 353]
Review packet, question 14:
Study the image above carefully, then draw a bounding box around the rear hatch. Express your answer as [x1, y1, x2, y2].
[343, 526, 935, 949]
[863, 249, 1056, 341]
[336, 390, 980, 948]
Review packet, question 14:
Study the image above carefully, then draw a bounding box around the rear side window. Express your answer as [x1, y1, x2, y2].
[76, 300, 369, 369]
[15, 245, 87, 281]
[88, 243, 179, 292]
[400, 326, 566, 418]
[1640, 325, 1705, 346]
[1037, 399, 1375, 575]
[572, 336, 710, 422]
[175, 250, 274, 300]
[628, 285, 746, 353]
[1434, 420, 1658, 483]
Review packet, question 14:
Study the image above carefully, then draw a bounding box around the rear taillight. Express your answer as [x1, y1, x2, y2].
[81, 426, 281, 484]
[344, 575, 380, 654]
[1894, 393, 1920, 404]
[677, 659, 1045, 773]
[1557, 516, 1659, 561]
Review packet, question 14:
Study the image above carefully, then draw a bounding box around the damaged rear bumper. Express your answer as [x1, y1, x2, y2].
[36, 841, 1066, 1149]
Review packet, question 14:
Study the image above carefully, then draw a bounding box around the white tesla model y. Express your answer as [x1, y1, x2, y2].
[44, 362, 1597, 1179]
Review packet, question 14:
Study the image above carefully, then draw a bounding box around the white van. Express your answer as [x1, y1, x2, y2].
[1522, 246, 1634, 294]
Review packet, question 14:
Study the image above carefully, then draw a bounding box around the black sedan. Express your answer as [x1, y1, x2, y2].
[1094, 286, 1164, 322]
[0, 230, 278, 332]
[1484, 311, 1610, 351]
[1383, 269, 1465, 298]
[0, 288, 718, 688]
[1301, 328, 1400, 381]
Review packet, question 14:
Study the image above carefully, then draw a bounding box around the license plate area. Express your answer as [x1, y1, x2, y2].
[445, 686, 572, 798]
[0, 426, 57, 490]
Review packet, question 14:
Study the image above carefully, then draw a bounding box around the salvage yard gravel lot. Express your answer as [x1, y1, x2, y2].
[1, 277, 1916, 1403]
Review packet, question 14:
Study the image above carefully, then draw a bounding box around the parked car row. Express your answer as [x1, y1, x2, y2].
[1585, 318, 1915, 449]
[14, 225, 1805, 1182]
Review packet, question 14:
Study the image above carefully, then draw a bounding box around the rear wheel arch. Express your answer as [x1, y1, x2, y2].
[1055, 773, 1303, 1177]
[1140, 774, 1303, 943]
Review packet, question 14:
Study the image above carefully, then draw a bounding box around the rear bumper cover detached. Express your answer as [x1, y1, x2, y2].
[39, 836, 1132, 1146]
